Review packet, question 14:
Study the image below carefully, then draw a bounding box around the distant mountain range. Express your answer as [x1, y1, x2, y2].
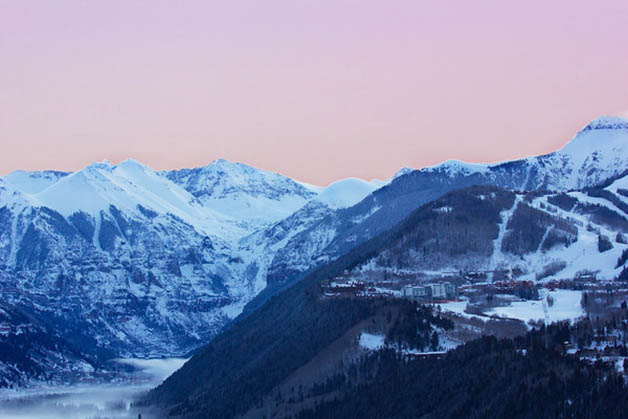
[1, 115, 628, 388]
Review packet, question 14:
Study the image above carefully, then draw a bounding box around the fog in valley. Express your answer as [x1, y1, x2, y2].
[0, 358, 186, 419]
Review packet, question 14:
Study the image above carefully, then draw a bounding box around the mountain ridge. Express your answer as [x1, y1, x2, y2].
[1, 115, 628, 387]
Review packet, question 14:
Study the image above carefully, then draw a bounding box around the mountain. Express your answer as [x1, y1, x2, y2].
[235, 177, 385, 311]
[0, 158, 382, 361]
[1, 163, 235, 357]
[142, 182, 628, 418]
[341, 180, 628, 284]
[162, 159, 318, 233]
[251, 116, 628, 295]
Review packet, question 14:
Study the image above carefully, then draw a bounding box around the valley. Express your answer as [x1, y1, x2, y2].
[0, 357, 185, 419]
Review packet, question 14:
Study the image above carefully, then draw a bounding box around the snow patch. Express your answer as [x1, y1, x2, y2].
[486, 290, 584, 325]
[315, 178, 381, 209]
[359, 333, 385, 350]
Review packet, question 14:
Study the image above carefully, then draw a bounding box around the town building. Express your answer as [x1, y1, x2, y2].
[402, 282, 455, 300]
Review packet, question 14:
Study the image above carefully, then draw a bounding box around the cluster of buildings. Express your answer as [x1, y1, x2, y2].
[402, 282, 455, 301]
[322, 281, 394, 299]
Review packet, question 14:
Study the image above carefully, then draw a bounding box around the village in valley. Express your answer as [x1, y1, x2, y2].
[321, 266, 628, 374]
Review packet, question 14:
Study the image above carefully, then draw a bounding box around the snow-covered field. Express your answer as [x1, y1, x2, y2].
[486, 289, 585, 325]
[438, 291, 585, 327]
[0, 357, 186, 419]
[359, 333, 385, 350]
[437, 299, 477, 319]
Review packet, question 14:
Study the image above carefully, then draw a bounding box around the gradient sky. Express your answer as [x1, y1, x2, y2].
[1, 1, 628, 185]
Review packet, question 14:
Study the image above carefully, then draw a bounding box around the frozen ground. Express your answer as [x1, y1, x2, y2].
[0, 357, 186, 419]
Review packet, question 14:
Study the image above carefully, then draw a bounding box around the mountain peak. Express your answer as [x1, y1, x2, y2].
[162, 159, 319, 230]
[315, 177, 382, 209]
[581, 115, 628, 132]
[119, 157, 147, 167]
[393, 167, 414, 179]
[208, 158, 233, 168]
[426, 159, 489, 175]
[117, 158, 152, 173]
[83, 160, 115, 173]
[561, 115, 628, 155]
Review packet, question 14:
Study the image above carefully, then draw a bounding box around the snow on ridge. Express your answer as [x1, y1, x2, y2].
[607, 173, 628, 192]
[581, 115, 628, 131]
[409, 115, 628, 190]
[393, 167, 414, 179]
[545, 115, 628, 189]
[21, 159, 241, 240]
[559, 118, 628, 157]
[163, 159, 324, 232]
[168, 157, 314, 198]
[296, 180, 326, 194]
[2, 169, 70, 194]
[3, 111, 627, 242]
[425, 159, 490, 175]
[315, 177, 382, 209]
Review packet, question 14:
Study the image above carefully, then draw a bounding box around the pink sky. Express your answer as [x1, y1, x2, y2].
[1, 1, 628, 185]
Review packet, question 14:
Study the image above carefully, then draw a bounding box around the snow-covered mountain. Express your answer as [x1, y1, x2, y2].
[247, 116, 628, 298]
[0, 158, 383, 358]
[162, 159, 318, 233]
[416, 115, 628, 191]
[484, 115, 628, 191]
[346, 181, 628, 285]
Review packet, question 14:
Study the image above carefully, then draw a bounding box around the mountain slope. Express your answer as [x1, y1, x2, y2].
[162, 159, 318, 233]
[0, 158, 386, 361]
[0, 302, 100, 389]
[344, 182, 628, 283]
[142, 183, 628, 418]
[253, 116, 628, 293]
[0, 160, 318, 358]
[296, 329, 628, 419]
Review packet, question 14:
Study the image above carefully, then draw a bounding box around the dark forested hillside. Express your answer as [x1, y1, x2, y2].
[298, 324, 628, 419]
[140, 190, 510, 417]
[366, 186, 515, 271]
[0, 303, 101, 388]
[141, 274, 373, 417]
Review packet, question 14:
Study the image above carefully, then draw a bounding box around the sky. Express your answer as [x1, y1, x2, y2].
[1, 1, 628, 185]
